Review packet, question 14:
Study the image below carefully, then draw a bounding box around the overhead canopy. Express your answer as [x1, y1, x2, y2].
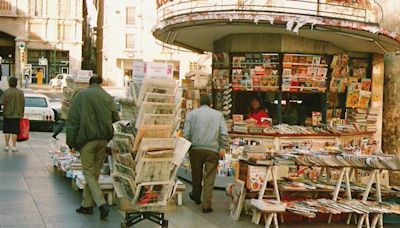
[153, 13, 400, 54]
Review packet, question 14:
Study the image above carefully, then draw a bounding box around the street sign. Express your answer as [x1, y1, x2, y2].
[17, 42, 26, 50]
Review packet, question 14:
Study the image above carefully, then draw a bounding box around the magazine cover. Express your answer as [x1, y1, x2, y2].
[115, 163, 136, 178]
[312, 112, 322, 126]
[346, 90, 360, 108]
[357, 91, 371, 109]
[213, 69, 230, 90]
[113, 138, 134, 155]
[132, 181, 174, 207]
[317, 67, 328, 78]
[246, 166, 266, 192]
[112, 174, 136, 199]
[361, 78, 371, 91]
[229, 179, 246, 221]
[116, 153, 136, 168]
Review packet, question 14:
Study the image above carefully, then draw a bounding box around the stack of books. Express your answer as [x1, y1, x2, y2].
[346, 109, 368, 132]
[366, 108, 379, 132]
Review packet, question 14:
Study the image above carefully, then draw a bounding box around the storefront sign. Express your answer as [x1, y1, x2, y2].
[133, 61, 145, 80]
[75, 70, 93, 80]
[39, 57, 48, 66]
[156, 0, 173, 9]
[145, 62, 173, 79]
[133, 61, 173, 79]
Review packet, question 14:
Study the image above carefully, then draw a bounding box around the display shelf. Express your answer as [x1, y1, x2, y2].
[282, 62, 328, 67]
[282, 76, 327, 80]
[233, 62, 280, 66]
[177, 166, 234, 189]
[230, 131, 374, 137]
[281, 89, 326, 94]
[233, 74, 279, 77]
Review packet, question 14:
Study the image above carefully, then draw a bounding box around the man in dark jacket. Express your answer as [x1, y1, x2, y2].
[66, 76, 119, 220]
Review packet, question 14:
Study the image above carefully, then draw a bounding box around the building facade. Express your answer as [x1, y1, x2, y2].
[96, 0, 207, 87]
[0, 0, 83, 85]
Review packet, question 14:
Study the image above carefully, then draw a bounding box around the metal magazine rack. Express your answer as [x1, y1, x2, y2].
[111, 78, 190, 228]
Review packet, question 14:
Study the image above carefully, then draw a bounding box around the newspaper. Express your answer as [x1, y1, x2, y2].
[133, 125, 173, 152]
[137, 78, 177, 106]
[135, 102, 176, 129]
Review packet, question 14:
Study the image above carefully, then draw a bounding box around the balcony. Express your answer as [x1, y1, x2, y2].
[157, 0, 378, 24]
[0, 0, 18, 17]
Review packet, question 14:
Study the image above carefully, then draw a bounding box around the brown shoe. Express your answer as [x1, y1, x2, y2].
[202, 208, 213, 213]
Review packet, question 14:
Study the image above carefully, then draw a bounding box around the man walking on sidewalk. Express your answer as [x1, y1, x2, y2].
[66, 76, 119, 220]
[184, 95, 229, 213]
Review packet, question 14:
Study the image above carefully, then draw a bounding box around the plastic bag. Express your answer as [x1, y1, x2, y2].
[17, 118, 29, 142]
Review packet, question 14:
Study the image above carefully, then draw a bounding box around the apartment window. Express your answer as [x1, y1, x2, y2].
[59, 0, 72, 18]
[126, 7, 135, 25]
[0, 0, 12, 11]
[29, 0, 44, 17]
[126, 34, 135, 49]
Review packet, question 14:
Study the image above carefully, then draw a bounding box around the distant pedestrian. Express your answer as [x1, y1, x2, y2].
[0, 77, 25, 152]
[66, 75, 119, 220]
[183, 95, 229, 213]
[52, 109, 65, 140]
[24, 74, 29, 88]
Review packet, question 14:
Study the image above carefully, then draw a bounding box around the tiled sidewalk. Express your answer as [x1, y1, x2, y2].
[0, 132, 398, 228]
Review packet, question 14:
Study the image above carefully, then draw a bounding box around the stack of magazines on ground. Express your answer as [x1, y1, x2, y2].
[111, 78, 191, 212]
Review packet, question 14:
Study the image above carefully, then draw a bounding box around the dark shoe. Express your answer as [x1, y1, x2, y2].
[76, 206, 93, 215]
[202, 208, 213, 213]
[189, 192, 201, 205]
[99, 204, 110, 220]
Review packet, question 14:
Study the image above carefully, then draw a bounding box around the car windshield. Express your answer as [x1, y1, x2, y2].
[25, 97, 48, 108]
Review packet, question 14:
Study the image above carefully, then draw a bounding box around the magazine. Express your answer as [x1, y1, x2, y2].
[112, 174, 136, 199]
[132, 181, 174, 207]
[115, 163, 136, 178]
[229, 179, 246, 221]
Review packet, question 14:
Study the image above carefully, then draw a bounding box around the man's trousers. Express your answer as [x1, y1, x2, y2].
[80, 140, 108, 208]
[189, 149, 219, 209]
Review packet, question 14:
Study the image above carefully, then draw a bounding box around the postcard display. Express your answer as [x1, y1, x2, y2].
[111, 78, 191, 228]
[210, 53, 400, 227]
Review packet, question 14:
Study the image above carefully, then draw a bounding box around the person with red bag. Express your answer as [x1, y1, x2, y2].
[0, 77, 25, 152]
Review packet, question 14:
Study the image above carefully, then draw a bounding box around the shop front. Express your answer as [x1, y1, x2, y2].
[154, 0, 400, 226]
[27, 50, 69, 84]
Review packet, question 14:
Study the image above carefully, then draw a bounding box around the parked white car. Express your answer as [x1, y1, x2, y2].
[24, 93, 55, 131]
[49, 74, 71, 90]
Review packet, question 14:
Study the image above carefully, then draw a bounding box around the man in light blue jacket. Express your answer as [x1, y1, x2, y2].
[184, 95, 229, 213]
